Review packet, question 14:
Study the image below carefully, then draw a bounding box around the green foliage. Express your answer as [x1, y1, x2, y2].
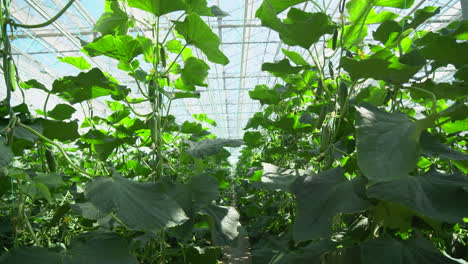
[173, 13, 229, 65]
[51, 68, 129, 104]
[57, 56, 91, 70]
[80, 176, 188, 232]
[47, 104, 76, 120]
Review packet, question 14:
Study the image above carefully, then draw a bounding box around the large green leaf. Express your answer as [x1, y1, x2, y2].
[47, 104, 76, 120]
[257, 0, 308, 14]
[127, 0, 186, 16]
[185, 246, 222, 264]
[187, 139, 243, 159]
[281, 48, 309, 66]
[66, 232, 138, 264]
[51, 68, 129, 104]
[292, 168, 370, 241]
[416, 32, 468, 67]
[408, 6, 440, 29]
[262, 59, 304, 76]
[368, 168, 468, 223]
[281, 240, 336, 264]
[0, 232, 137, 264]
[181, 57, 210, 87]
[249, 85, 281, 105]
[410, 80, 467, 100]
[188, 174, 219, 208]
[361, 233, 464, 264]
[203, 204, 241, 246]
[0, 138, 13, 167]
[341, 50, 424, 84]
[355, 103, 433, 183]
[58, 56, 91, 70]
[256, 5, 335, 49]
[261, 163, 305, 191]
[420, 131, 468, 160]
[94, 0, 132, 36]
[0, 247, 62, 264]
[346, 0, 403, 24]
[38, 119, 80, 142]
[243, 131, 264, 148]
[440, 20, 468, 40]
[83, 35, 142, 63]
[373, 20, 401, 45]
[173, 13, 229, 65]
[84, 176, 188, 232]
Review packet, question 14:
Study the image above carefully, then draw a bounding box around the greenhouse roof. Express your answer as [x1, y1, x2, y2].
[2, 0, 466, 160]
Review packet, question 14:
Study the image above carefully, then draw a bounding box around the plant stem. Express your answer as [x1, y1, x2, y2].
[16, 122, 93, 178]
[8, 0, 76, 29]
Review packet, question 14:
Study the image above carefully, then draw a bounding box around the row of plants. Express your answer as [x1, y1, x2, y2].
[0, 0, 467, 263]
[235, 0, 468, 263]
[0, 0, 243, 263]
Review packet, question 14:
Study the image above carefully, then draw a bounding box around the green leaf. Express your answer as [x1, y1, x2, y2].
[440, 20, 468, 40]
[416, 32, 468, 67]
[192, 113, 217, 126]
[371, 201, 414, 231]
[361, 233, 464, 264]
[58, 56, 91, 70]
[420, 131, 468, 160]
[66, 232, 138, 264]
[346, 0, 403, 24]
[353, 86, 387, 106]
[374, 0, 415, 8]
[355, 103, 433, 183]
[341, 24, 369, 48]
[256, 0, 308, 14]
[261, 163, 305, 191]
[368, 168, 468, 223]
[83, 35, 142, 63]
[93, 138, 123, 161]
[281, 49, 309, 66]
[341, 50, 424, 83]
[203, 204, 241, 246]
[20, 79, 49, 92]
[71, 202, 108, 220]
[173, 13, 229, 65]
[249, 85, 281, 105]
[94, 0, 132, 36]
[187, 139, 243, 159]
[0, 247, 62, 264]
[127, 0, 186, 16]
[243, 131, 264, 148]
[185, 246, 222, 264]
[292, 168, 370, 241]
[181, 57, 210, 87]
[262, 59, 303, 76]
[408, 6, 440, 29]
[39, 119, 80, 142]
[84, 176, 188, 232]
[409, 80, 467, 100]
[0, 139, 13, 167]
[188, 174, 219, 208]
[373, 20, 401, 45]
[0, 233, 137, 264]
[35, 182, 53, 203]
[256, 6, 335, 49]
[209, 6, 229, 17]
[282, 240, 336, 264]
[52, 68, 129, 104]
[47, 104, 76, 120]
[34, 172, 64, 189]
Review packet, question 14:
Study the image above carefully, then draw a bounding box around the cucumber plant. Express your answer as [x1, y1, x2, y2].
[236, 0, 468, 263]
[0, 0, 244, 263]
